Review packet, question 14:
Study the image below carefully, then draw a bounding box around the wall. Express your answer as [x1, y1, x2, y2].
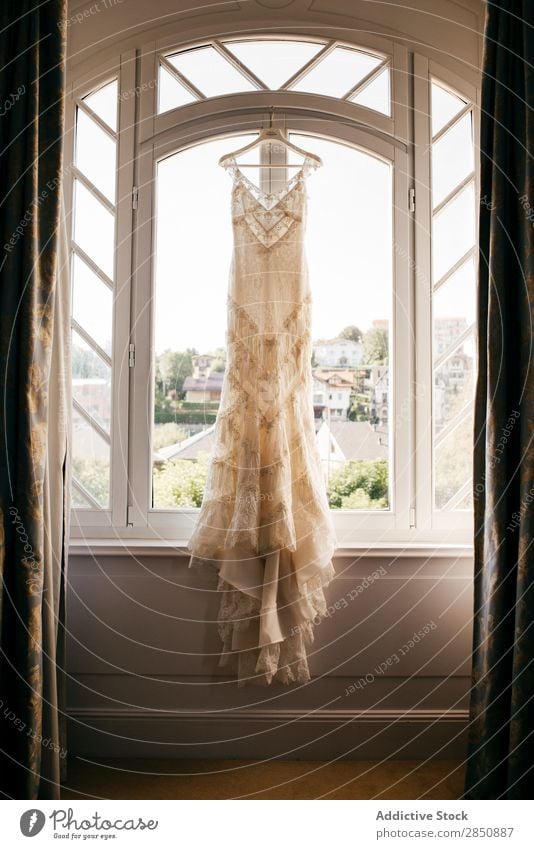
[67, 549, 473, 758]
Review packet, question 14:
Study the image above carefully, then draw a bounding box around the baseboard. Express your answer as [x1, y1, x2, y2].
[66, 707, 469, 760]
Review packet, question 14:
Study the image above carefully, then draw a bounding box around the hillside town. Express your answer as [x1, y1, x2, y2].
[72, 317, 473, 509]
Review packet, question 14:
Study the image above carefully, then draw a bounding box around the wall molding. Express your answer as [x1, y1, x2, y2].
[66, 707, 469, 760]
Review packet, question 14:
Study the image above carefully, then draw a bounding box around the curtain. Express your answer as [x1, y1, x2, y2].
[464, 1, 534, 799]
[0, 0, 69, 799]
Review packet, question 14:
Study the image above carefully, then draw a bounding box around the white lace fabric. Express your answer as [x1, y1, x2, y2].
[188, 155, 337, 686]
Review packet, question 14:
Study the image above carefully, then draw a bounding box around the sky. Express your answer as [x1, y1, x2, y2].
[154, 133, 394, 355]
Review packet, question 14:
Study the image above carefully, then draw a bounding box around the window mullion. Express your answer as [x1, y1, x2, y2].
[111, 49, 137, 528]
[413, 53, 433, 533]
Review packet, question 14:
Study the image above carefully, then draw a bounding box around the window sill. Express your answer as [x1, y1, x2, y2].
[68, 538, 474, 559]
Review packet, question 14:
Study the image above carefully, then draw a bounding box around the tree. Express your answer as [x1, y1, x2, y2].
[211, 346, 227, 373]
[327, 459, 388, 509]
[339, 325, 363, 343]
[153, 453, 210, 507]
[153, 422, 187, 451]
[363, 327, 388, 364]
[72, 343, 109, 379]
[156, 349, 194, 397]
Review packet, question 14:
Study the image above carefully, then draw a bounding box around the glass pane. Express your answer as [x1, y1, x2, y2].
[83, 80, 118, 132]
[432, 181, 476, 282]
[72, 413, 110, 508]
[455, 490, 473, 510]
[158, 64, 197, 113]
[153, 133, 392, 511]
[71, 485, 94, 508]
[75, 107, 117, 202]
[434, 334, 475, 438]
[73, 180, 115, 279]
[71, 330, 112, 432]
[294, 133, 392, 509]
[432, 111, 474, 206]
[225, 39, 323, 89]
[72, 254, 113, 355]
[350, 66, 390, 115]
[434, 409, 474, 509]
[167, 46, 257, 97]
[291, 47, 382, 98]
[433, 258, 476, 359]
[431, 80, 467, 137]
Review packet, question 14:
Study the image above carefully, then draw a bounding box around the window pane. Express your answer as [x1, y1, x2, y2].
[431, 80, 467, 137]
[167, 46, 257, 97]
[432, 181, 476, 282]
[431, 112, 474, 206]
[152, 134, 392, 511]
[83, 80, 118, 132]
[434, 334, 475, 438]
[75, 107, 117, 202]
[291, 47, 382, 98]
[72, 415, 110, 508]
[72, 331, 112, 433]
[434, 409, 474, 509]
[71, 485, 95, 509]
[158, 64, 198, 113]
[433, 258, 476, 359]
[294, 134, 392, 509]
[225, 39, 323, 89]
[72, 254, 113, 355]
[350, 66, 390, 115]
[73, 180, 115, 278]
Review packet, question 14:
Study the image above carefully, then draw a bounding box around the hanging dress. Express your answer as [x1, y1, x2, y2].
[188, 155, 337, 685]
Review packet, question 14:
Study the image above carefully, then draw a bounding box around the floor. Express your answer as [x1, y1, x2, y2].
[61, 758, 466, 799]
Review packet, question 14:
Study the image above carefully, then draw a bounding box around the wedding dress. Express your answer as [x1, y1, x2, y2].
[188, 155, 337, 685]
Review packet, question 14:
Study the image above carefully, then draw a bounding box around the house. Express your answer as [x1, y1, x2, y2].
[354, 365, 389, 425]
[312, 368, 355, 421]
[313, 337, 363, 367]
[182, 354, 224, 402]
[316, 420, 388, 476]
[154, 424, 217, 466]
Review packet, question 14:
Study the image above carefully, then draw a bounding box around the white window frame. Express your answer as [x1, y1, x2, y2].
[413, 55, 480, 537]
[67, 31, 479, 551]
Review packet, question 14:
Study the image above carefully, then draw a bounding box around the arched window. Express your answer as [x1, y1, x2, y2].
[67, 23, 479, 547]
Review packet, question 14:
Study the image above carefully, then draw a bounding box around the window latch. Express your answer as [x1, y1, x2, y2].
[132, 186, 139, 209]
[408, 188, 416, 213]
[128, 343, 135, 367]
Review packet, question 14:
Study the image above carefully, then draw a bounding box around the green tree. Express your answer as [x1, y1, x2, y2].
[211, 347, 227, 373]
[153, 422, 188, 451]
[362, 327, 388, 364]
[339, 325, 363, 343]
[327, 459, 388, 509]
[71, 457, 109, 506]
[153, 453, 210, 507]
[156, 349, 195, 397]
[72, 344, 108, 379]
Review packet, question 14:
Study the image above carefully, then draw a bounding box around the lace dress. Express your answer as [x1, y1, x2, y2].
[188, 156, 337, 685]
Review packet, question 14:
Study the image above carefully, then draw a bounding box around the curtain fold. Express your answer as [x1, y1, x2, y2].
[464, 1, 534, 799]
[0, 0, 69, 799]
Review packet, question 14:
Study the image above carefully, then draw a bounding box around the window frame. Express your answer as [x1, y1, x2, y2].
[67, 31, 479, 549]
[68, 51, 136, 535]
[413, 55, 479, 536]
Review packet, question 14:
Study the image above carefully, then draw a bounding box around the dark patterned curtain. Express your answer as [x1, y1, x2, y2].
[0, 0, 69, 799]
[464, 1, 534, 799]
